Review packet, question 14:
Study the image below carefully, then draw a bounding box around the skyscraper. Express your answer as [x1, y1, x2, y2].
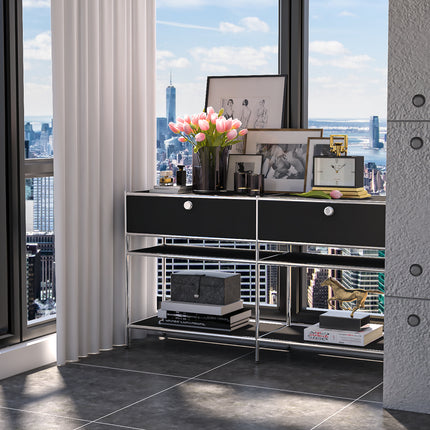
[370, 116, 383, 149]
[166, 73, 176, 125]
[33, 177, 54, 232]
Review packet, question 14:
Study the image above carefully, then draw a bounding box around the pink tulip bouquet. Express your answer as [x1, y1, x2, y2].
[168, 107, 248, 152]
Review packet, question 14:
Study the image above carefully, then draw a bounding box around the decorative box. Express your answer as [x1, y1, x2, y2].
[170, 271, 241, 305]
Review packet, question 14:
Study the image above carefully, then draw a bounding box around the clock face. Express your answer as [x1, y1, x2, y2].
[314, 157, 356, 187]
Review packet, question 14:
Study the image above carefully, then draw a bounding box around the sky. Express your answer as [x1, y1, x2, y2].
[22, 0, 388, 120]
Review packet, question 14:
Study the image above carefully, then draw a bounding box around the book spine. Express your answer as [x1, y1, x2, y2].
[165, 311, 231, 323]
[160, 317, 239, 329]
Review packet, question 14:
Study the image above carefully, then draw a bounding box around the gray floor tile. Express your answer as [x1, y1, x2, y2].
[0, 406, 88, 430]
[0, 362, 180, 422]
[78, 337, 253, 378]
[99, 379, 351, 430]
[200, 348, 383, 400]
[315, 402, 430, 430]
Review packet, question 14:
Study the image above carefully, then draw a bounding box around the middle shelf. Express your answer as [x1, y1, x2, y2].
[127, 244, 385, 272]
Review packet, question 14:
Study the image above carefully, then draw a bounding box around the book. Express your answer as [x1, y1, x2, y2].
[157, 308, 251, 324]
[158, 318, 250, 332]
[149, 185, 192, 194]
[160, 299, 243, 316]
[303, 323, 383, 347]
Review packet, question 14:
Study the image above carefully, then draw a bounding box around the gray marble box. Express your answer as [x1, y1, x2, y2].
[170, 271, 241, 305]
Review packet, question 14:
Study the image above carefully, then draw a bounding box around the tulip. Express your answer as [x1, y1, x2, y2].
[239, 129, 248, 136]
[195, 133, 206, 142]
[206, 106, 215, 116]
[176, 122, 184, 132]
[216, 117, 226, 133]
[226, 129, 238, 141]
[184, 114, 191, 124]
[330, 189, 343, 199]
[191, 114, 199, 126]
[183, 123, 192, 135]
[210, 113, 218, 124]
[198, 119, 210, 131]
[199, 112, 207, 120]
[178, 136, 187, 142]
[176, 117, 184, 123]
[168, 122, 180, 134]
[232, 119, 242, 129]
[225, 118, 233, 131]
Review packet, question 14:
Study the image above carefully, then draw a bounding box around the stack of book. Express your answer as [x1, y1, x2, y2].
[149, 185, 192, 194]
[157, 299, 250, 332]
[303, 322, 383, 347]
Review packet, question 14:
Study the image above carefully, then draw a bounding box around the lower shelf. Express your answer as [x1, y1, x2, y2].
[128, 316, 384, 359]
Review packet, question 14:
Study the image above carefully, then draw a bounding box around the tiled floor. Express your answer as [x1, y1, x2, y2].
[1, 336, 429, 429]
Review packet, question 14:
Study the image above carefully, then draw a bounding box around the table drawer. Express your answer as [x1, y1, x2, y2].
[127, 195, 256, 240]
[258, 200, 385, 248]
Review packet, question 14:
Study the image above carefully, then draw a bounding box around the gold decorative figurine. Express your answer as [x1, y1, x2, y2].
[329, 134, 348, 157]
[321, 277, 384, 318]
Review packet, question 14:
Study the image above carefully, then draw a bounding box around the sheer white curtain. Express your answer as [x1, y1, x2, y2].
[52, 0, 157, 365]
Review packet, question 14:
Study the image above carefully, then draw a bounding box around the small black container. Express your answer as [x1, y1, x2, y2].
[176, 165, 186, 186]
[234, 172, 248, 194]
[247, 173, 264, 196]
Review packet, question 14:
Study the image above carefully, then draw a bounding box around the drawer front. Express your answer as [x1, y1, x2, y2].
[127, 195, 256, 240]
[258, 200, 385, 248]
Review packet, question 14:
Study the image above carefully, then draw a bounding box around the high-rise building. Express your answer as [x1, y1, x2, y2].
[370, 116, 383, 149]
[166, 74, 176, 125]
[33, 177, 54, 232]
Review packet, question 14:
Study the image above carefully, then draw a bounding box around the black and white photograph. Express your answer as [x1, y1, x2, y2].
[205, 75, 288, 154]
[226, 154, 263, 191]
[305, 137, 332, 191]
[245, 129, 323, 193]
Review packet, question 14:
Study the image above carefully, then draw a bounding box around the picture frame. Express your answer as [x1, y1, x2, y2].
[305, 137, 332, 191]
[205, 75, 288, 154]
[245, 128, 323, 193]
[226, 154, 263, 191]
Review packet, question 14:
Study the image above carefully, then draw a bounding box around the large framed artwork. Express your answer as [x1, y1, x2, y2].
[305, 137, 332, 191]
[245, 129, 323, 193]
[205, 75, 288, 154]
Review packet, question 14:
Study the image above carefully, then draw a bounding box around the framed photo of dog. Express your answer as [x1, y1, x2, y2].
[245, 129, 323, 193]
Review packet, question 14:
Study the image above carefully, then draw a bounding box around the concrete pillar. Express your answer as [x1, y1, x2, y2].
[384, 0, 430, 414]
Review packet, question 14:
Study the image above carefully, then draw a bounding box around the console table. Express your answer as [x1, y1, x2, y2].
[125, 192, 385, 360]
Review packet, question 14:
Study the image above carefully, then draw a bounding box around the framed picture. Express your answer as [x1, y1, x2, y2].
[245, 128, 323, 193]
[305, 137, 332, 191]
[205, 75, 288, 154]
[226, 154, 263, 191]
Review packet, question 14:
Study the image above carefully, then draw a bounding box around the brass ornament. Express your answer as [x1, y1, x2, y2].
[321, 277, 384, 318]
[329, 135, 348, 157]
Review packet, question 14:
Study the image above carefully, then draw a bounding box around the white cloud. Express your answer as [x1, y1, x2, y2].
[309, 57, 324, 66]
[190, 45, 277, 71]
[240, 17, 270, 33]
[157, 20, 218, 32]
[23, 0, 50, 8]
[199, 63, 229, 74]
[24, 83, 52, 117]
[339, 10, 356, 16]
[157, 50, 191, 70]
[219, 22, 244, 33]
[310, 40, 349, 56]
[24, 31, 51, 61]
[332, 54, 372, 69]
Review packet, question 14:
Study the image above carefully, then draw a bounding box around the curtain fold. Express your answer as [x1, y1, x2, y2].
[52, 0, 156, 365]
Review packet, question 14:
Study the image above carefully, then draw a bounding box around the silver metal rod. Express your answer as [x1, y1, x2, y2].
[161, 237, 167, 302]
[286, 266, 292, 327]
[255, 196, 260, 363]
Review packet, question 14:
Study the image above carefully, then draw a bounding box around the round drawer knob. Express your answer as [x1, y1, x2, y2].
[183, 200, 193, 210]
[324, 206, 335, 217]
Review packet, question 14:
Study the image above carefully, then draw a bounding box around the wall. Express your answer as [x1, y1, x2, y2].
[0, 334, 56, 380]
[384, 0, 430, 414]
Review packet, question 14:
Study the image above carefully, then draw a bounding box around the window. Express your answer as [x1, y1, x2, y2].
[155, 1, 280, 306]
[0, 0, 54, 349]
[23, 0, 55, 326]
[302, 0, 388, 320]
